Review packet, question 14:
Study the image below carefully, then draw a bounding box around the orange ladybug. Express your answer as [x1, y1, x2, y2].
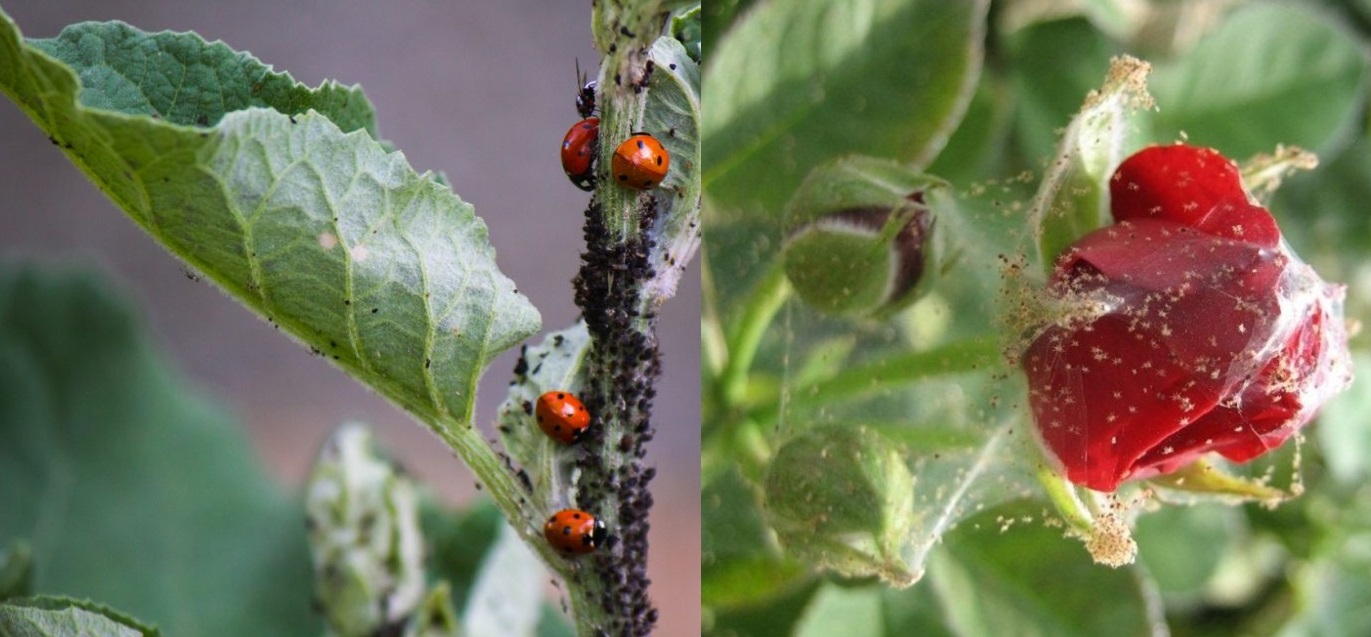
[544, 509, 607, 556]
[611, 133, 669, 190]
[535, 391, 591, 444]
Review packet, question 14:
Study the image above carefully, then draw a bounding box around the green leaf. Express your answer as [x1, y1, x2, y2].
[925, 73, 1013, 186]
[1271, 137, 1371, 329]
[423, 500, 568, 637]
[0, 541, 33, 601]
[929, 502, 1157, 637]
[1004, 18, 1118, 170]
[0, 597, 161, 637]
[642, 36, 703, 305]
[423, 500, 504, 613]
[1314, 353, 1371, 484]
[0, 263, 316, 636]
[21, 21, 375, 135]
[1134, 503, 1241, 596]
[880, 582, 956, 637]
[793, 583, 882, 637]
[765, 425, 918, 586]
[462, 524, 547, 637]
[0, 11, 540, 435]
[701, 0, 759, 43]
[495, 323, 589, 518]
[671, 6, 702, 63]
[1276, 560, 1371, 637]
[703, 466, 804, 609]
[1150, 2, 1370, 158]
[703, 0, 989, 214]
[706, 579, 821, 637]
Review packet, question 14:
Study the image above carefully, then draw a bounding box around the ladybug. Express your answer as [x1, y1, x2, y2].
[561, 118, 599, 192]
[535, 390, 591, 444]
[611, 133, 669, 190]
[575, 59, 597, 118]
[544, 509, 607, 556]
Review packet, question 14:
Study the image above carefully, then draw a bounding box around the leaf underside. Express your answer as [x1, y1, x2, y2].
[0, 10, 540, 434]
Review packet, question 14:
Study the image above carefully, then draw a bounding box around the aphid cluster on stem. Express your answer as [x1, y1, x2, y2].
[569, 193, 663, 635]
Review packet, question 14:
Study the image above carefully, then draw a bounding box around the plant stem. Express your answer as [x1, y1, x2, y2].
[719, 261, 791, 405]
[1036, 464, 1094, 535]
[558, 4, 683, 636]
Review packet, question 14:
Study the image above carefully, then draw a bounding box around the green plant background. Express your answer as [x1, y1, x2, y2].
[703, 0, 1371, 635]
[0, 1, 700, 635]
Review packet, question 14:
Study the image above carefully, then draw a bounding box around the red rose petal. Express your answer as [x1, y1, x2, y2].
[1109, 144, 1279, 247]
[1027, 221, 1293, 490]
[1024, 311, 1225, 491]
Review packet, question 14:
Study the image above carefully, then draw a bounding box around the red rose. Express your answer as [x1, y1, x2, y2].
[1023, 144, 1352, 492]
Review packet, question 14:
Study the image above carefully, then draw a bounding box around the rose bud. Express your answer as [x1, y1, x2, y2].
[1022, 143, 1352, 492]
[764, 425, 917, 585]
[782, 157, 942, 318]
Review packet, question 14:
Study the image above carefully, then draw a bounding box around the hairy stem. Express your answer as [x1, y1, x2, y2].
[560, 2, 680, 635]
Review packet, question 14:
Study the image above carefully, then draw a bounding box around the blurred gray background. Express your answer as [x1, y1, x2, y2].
[0, 1, 700, 634]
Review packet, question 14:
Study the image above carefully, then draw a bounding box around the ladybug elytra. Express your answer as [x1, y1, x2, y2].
[611, 133, 669, 190]
[543, 509, 606, 555]
[560, 118, 600, 192]
[535, 390, 591, 444]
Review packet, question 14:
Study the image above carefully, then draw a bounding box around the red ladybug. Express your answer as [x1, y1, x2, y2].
[535, 391, 591, 444]
[560, 117, 599, 192]
[544, 509, 607, 556]
[611, 133, 669, 190]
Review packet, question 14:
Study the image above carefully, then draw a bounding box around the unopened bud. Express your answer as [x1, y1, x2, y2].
[764, 425, 917, 585]
[782, 157, 942, 317]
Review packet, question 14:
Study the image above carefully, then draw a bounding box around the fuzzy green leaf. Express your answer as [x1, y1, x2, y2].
[642, 36, 702, 306]
[0, 11, 540, 435]
[462, 524, 546, 637]
[0, 597, 160, 637]
[496, 323, 590, 511]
